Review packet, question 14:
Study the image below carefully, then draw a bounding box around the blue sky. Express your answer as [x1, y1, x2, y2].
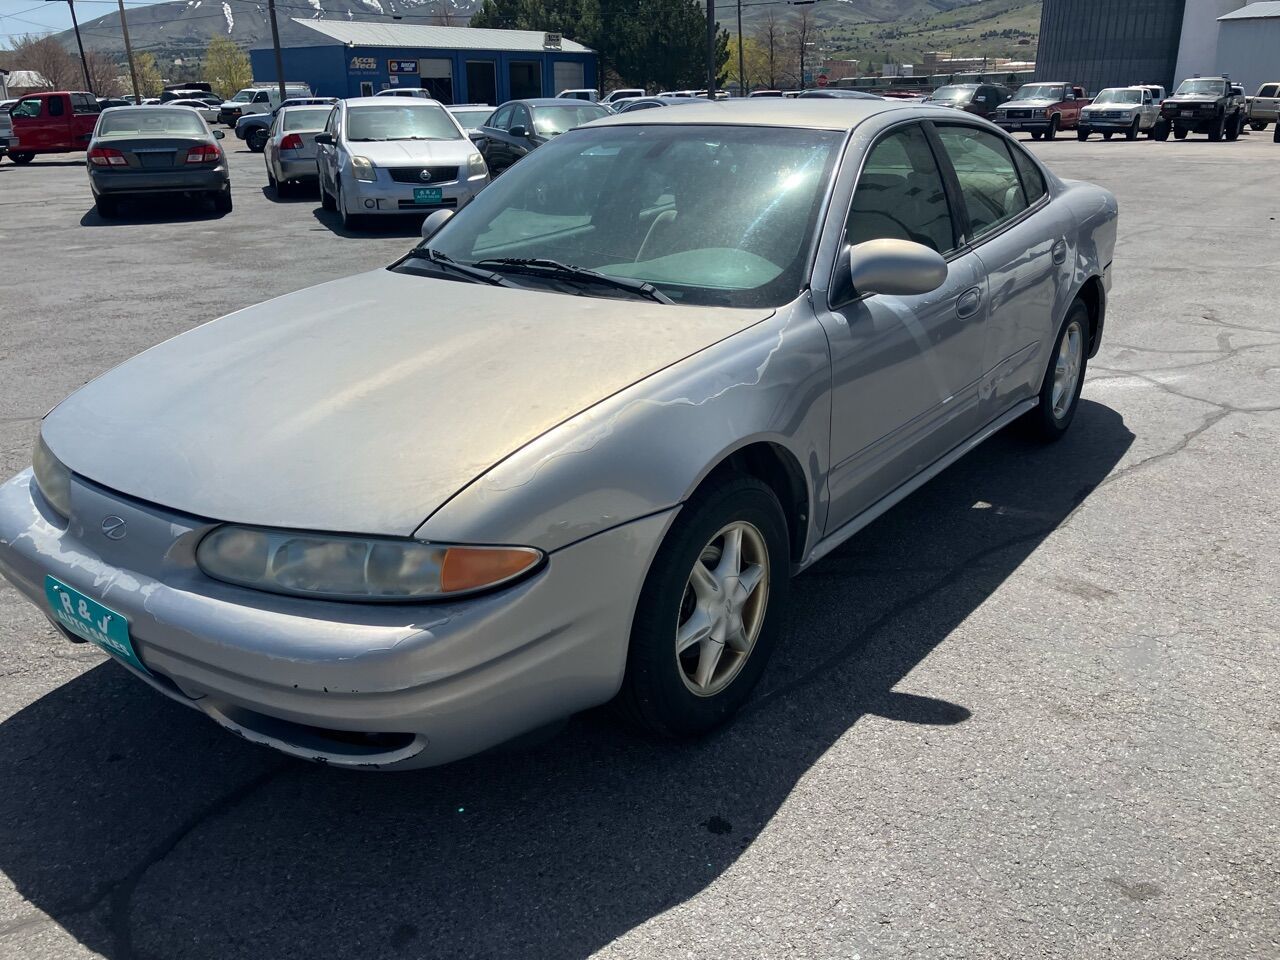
[0, 0, 169, 46]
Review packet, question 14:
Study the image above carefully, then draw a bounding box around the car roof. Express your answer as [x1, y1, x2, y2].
[595, 98, 922, 131]
[513, 98, 609, 108]
[343, 96, 443, 107]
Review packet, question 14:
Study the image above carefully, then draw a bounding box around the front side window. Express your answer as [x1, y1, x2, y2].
[1260, 84, 1280, 98]
[487, 104, 513, 130]
[935, 126, 1029, 241]
[845, 123, 954, 255]
[531, 103, 610, 137]
[1094, 89, 1142, 105]
[231, 90, 254, 103]
[253, 91, 271, 104]
[12, 98, 41, 119]
[415, 124, 842, 307]
[344, 104, 463, 142]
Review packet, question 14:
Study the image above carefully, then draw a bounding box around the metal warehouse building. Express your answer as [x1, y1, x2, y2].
[249, 21, 597, 104]
[1035, 0, 1188, 92]
[1213, 2, 1280, 91]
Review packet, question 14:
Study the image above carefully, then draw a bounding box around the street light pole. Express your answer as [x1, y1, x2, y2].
[706, 0, 717, 96]
[116, 0, 140, 102]
[736, 0, 745, 97]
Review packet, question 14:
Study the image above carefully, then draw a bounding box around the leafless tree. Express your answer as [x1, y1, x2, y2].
[8, 35, 78, 90]
[85, 50, 125, 96]
[793, 6, 814, 90]
[760, 9, 781, 90]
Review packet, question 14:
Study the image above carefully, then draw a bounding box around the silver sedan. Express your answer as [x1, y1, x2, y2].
[263, 104, 334, 195]
[0, 100, 1117, 769]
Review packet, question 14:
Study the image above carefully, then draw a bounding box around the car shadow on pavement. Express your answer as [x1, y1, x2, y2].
[260, 184, 320, 205]
[79, 197, 230, 226]
[311, 207, 428, 239]
[0, 400, 1133, 959]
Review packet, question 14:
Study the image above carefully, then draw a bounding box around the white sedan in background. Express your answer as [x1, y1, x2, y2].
[164, 99, 221, 125]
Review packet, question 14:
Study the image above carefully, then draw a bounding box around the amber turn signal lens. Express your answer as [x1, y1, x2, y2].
[440, 546, 541, 594]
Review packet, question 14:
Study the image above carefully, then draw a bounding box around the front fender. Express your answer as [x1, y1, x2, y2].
[415, 299, 833, 555]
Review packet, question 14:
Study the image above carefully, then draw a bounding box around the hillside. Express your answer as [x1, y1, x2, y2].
[53, 0, 1039, 73]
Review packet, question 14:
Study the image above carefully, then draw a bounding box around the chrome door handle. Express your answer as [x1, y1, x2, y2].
[956, 287, 983, 320]
[1052, 239, 1068, 265]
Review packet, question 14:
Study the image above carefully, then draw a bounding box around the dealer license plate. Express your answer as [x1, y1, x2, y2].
[413, 187, 443, 204]
[45, 576, 149, 675]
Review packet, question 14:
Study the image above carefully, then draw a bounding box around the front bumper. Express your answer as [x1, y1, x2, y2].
[1080, 112, 1139, 129]
[0, 470, 670, 769]
[339, 168, 488, 216]
[89, 164, 229, 197]
[219, 107, 244, 126]
[994, 116, 1053, 131]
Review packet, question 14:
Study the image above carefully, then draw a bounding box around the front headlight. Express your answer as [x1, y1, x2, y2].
[32, 436, 72, 519]
[196, 525, 543, 601]
[350, 155, 376, 182]
[467, 152, 487, 176]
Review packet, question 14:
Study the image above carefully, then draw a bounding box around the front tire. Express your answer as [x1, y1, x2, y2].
[1125, 116, 1140, 140]
[1102, 131, 1113, 141]
[1030, 131, 1043, 141]
[1045, 116, 1060, 141]
[320, 175, 336, 211]
[247, 128, 268, 153]
[1150, 120, 1170, 140]
[1208, 113, 1225, 141]
[10, 151, 34, 164]
[1077, 127, 1090, 141]
[1174, 127, 1188, 140]
[1024, 300, 1089, 442]
[1225, 113, 1242, 141]
[1249, 120, 1267, 131]
[615, 475, 790, 738]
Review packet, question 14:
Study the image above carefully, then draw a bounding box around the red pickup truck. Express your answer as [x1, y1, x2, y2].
[6, 91, 102, 164]
[992, 82, 1091, 140]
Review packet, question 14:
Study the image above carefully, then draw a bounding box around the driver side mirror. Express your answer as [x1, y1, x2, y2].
[420, 208, 455, 241]
[838, 239, 948, 301]
[508, 124, 529, 138]
[314, 132, 334, 146]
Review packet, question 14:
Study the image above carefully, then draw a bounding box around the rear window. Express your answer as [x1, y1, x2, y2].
[97, 109, 207, 137]
[282, 108, 333, 131]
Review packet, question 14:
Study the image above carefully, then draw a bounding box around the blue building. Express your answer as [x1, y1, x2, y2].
[250, 20, 597, 105]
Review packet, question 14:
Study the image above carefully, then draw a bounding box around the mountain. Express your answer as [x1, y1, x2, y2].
[58, 0, 1038, 71]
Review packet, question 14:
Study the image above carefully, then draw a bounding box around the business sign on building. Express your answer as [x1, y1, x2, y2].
[388, 59, 419, 74]
[544, 32, 562, 49]
[349, 56, 378, 71]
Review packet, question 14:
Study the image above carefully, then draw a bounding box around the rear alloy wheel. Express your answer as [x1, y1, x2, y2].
[1024, 299, 1089, 442]
[10, 151, 34, 164]
[1126, 116, 1140, 140]
[615, 475, 789, 738]
[247, 128, 268, 153]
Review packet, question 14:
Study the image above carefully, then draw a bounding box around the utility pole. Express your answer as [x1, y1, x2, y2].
[706, 0, 716, 96]
[116, 0, 140, 102]
[47, 0, 93, 93]
[736, 0, 745, 97]
[267, 0, 286, 101]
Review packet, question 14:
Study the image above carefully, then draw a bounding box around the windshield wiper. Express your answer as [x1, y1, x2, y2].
[471, 258, 674, 304]
[403, 248, 517, 287]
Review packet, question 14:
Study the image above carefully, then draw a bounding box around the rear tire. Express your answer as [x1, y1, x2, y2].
[94, 195, 118, 219]
[1249, 120, 1267, 131]
[1174, 127, 1188, 140]
[213, 185, 233, 214]
[1023, 299, 1089, 443]
[1030, 131, 1043, 141]
[614, 474, 790, 739]
[1275, 123, 1280, 143]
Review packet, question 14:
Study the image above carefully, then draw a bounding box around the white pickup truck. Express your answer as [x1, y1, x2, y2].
[1246, 82, 1279, 130]
[1078, 85, 1167, 140]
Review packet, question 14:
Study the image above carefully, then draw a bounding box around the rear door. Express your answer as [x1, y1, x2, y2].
[933, 123, 1071, 417]
[70, 93, 101, 149]
[317, 106, 340, 192]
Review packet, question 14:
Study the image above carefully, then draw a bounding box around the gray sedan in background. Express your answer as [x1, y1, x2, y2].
[0, 100, 1116, 770]
[264, 104, 334, 195]
[86, 106, 230, 218]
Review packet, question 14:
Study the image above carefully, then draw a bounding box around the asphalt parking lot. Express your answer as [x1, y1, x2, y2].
[0, 130, 1277, 960]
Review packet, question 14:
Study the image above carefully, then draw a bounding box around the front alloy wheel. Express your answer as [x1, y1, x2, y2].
[616, 475, 789, 738]
[1024, 299, 1089, 441]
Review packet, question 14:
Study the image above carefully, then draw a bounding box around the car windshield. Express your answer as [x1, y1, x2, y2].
[1175, 79, 1224, 97]
[96, 108, 207, 137]
[413, 124, 841, 308]
[1094, 89, 1141, 105]
[283, 108, 333, 131]
[531, 103, 610, 136]
[231, 90, 255, 103]
[449, 108, 492, 129]
[928, 86, 974, 102]
[1011, 84, 1064, 101]
[346, 104, 462, 141]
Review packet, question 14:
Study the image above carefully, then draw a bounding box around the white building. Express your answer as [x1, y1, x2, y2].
[1173, 0, 1280, 90]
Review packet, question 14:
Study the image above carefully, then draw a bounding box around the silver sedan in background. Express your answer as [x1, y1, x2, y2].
[0, 100, 1116, 770]
[314, 97, 489, 229]
[264, 104, 335, 195]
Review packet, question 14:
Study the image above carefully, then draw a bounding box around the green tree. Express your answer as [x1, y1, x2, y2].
[203, 36, 252, 99]
[133, 51, 165, 98]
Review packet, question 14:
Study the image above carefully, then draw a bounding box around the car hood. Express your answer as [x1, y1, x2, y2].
[42, 270, 771, 536]
[1002, 99, 1055, 108]
[1165, 95, 1217, 104]
[343, 139, 475, 165]
[1083, 103, 1137, 111]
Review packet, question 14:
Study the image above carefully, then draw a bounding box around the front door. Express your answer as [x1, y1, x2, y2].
[11, 96, 62, 151]
[817, 121, 989, 531]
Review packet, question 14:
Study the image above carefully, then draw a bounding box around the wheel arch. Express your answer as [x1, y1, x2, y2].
[1075, 274, 1106, 358]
